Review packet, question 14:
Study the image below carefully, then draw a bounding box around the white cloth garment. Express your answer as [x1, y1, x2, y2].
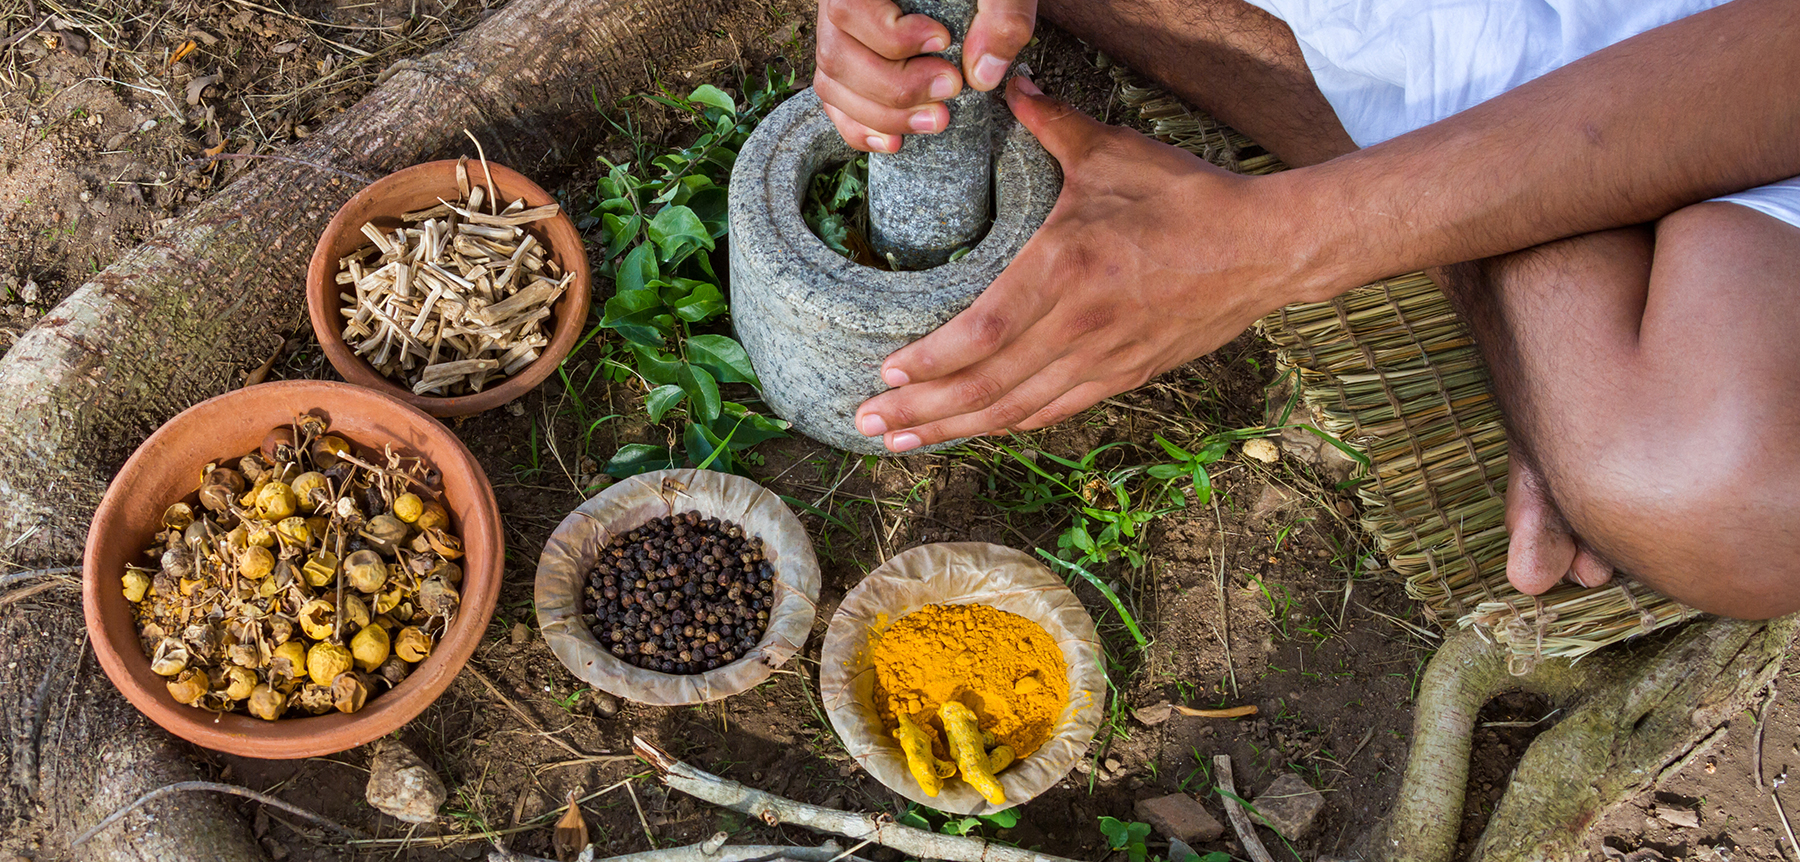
[1241, 0, 1800, 228]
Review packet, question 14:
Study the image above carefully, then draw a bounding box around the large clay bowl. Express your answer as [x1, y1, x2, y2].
[306, 159, 590, 417]
[83, 380, 503, 758]
[536, 469, 821, 705]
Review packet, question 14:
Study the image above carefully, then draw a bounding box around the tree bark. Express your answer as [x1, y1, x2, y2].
[0, 0, 754, 858]
[1381, 615, 1797, 862]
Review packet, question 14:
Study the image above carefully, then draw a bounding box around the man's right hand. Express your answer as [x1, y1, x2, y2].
[814, 0, 1038, 153]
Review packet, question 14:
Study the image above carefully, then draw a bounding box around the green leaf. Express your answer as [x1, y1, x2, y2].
[831, 157, 866, 208]
[647, 204, 714, 265]
[673, 282, 727, 323]
[645, 384, 686, 423]
[809, 212, 851, 257]
[941, 817, 980, 836]
[617, 243, 658, 295]
[1147, 464, 1185, 480]
[683, 421, 732, 473]
[712, 403, 788, 448]
[678, 364, 721, 424]
[629, 344, 684, 386]
[1153, 433, 1193, 462]
[601, 213, 640, 259]
[1191, 464, 1213, 506]
[604, 444, 678, 478]
[687, 84, 736, 116]
[685, 186, 729, 238]
[687, 334, 760, 386]
[978, 808, 1020, 829]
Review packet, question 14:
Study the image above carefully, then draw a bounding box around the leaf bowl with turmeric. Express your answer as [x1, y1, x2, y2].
[820, 542, 1106, 814]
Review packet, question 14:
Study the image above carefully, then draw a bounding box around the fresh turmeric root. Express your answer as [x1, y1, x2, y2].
[939, 700, 1008, 805]
[894, 711, 956, 796]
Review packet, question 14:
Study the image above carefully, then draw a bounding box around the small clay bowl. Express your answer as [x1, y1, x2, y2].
[534, 469, 821, 706]
[819, 542, 1106, 814]
[306, 159, 590, 417]
[83, 379, 503, 759]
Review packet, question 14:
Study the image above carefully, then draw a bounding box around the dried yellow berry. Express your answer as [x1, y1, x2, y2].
[256, 481, 297, 521]
[122, 569, 152, 603]
[150, 637, 189, 676]
[167, 668, 209, 705]
[344, 549, 387, 593]
[351, 623, 390, 672]
[394, 626, 433, 663]
[243, 519, 276, 548]
[341, 594, 371, 632]
[359, 514, 408, 555]
[290, 471, 329, 511]
[392, 493, 424, 523]
[239, 545, 275, 580]
[222, 665, 257, 700]
[294, 684, 334, 715]
[415, 500, 449, 532]
[248, 684, 287, 720]
[269, 640, 307, 682]
[298, 599, 337, 641]
[275, 516, 311, 547]
[331, 671, 371, 714]
[162, 502, 196, 532]
[306, 641, 353, 686]
[302, 550, 338, 587]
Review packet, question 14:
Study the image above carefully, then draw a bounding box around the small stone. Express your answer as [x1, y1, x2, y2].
[1104, 757, 1122, 772]
[1250, 774, 1324, 840]
[1168, 838, 1199, 862]
[139, 119, 157, 132]
[1074, 759, 1093, 774]
[589, 690, 620, 718]
[510, 622, 530, 644]
[1134, 793, 1224, 844]
[1654, 805, 1700, 829]
[1241, 438, 1279, 463]
[1134, 702, 1174, 726]
[18, 279, 39, 304]
[365, 739, 446, 823]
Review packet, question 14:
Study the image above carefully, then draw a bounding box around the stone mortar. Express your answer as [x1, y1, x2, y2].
[730, 88, 1060, 454]
[866, 0, 997, 269]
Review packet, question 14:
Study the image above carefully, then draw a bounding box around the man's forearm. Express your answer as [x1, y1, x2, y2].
[1280, 0, 1800, 298]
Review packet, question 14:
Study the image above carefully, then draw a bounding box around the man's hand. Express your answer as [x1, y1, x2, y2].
[854, 78, 1320, 452]
[814, 0, 1037, 153]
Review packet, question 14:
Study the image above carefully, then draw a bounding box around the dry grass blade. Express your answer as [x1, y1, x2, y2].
[1117, 73, 1698, 670]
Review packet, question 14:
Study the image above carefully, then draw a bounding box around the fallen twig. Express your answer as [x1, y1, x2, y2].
[1756, 681, 1778, 789]
[72, 780, 367, 846]
[467, 665, 589, 760]
[1213, 756, 1276, 862]
[633, 736, 1081, 862]
[0, 566, 80, 590]
[1774, 774, 1800, 862]
[488, 834, 875, 862]
[1177, 704, 1257, 719]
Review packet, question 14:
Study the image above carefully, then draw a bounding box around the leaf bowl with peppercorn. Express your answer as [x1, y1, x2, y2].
[534, 469, 821, 706]
[82, 380, 502, 758]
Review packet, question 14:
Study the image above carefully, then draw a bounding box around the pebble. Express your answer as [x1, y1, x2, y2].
[510, 622, 529, 644]
[1242, 438, 1280, 463]
[1104, 757, 1123, 772]
[1250, 773, 1325, 839]
[365, 739, 446, 823]
[588, 690, 620, 719]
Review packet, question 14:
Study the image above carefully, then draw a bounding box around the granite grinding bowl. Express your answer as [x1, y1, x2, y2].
[819, 542, 1106, 814]
[82, 380, 503, 758]
[535, 469, 821, 706]
[306, 159, 590, 417]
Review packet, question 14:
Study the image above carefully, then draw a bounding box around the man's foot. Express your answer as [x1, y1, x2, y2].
[1504, 456, 1614, 594]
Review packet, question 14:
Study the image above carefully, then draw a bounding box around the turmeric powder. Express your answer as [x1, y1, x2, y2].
[871, 603, 1069, 773]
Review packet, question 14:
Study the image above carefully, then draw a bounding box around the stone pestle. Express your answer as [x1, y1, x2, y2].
[866, 0, 997, 269]
[728, 10, 1061, 455]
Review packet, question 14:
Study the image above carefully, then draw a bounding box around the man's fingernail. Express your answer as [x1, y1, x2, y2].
[908, 109, 939, 133]
[973, 54, 1009, 90]
[865, 134, 891, 152]
[922, 35, 947, 53]
[860, 414, 888, 436]
[929, 74, 956, 101]
[882, 367, 911, 387]
[890, 432, 923, 452]
[1014, 75, 1042, 96]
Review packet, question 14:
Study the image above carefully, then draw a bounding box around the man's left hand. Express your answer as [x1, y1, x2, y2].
[854, 77, 1318, 451]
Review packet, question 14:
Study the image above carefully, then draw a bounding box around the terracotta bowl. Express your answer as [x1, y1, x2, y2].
[83, 380, 503, 759]
[306, 160, 591, 417]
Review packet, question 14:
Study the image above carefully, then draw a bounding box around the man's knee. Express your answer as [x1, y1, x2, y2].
[1548, 443, 1800, 620]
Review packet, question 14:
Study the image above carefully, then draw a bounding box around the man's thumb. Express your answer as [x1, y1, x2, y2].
[963, 0, 1035, 90]
[1006, 76, 1106, 166]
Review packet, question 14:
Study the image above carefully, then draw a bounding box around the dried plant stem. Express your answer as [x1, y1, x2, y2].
[1756, 681, 1778, 789]
[0, 565, 80, 590]
[1212, 756, 1276, 862]
[634, 737, 1083, 862]
[466, 665, 588, 759]
[71, 780, 366, 846]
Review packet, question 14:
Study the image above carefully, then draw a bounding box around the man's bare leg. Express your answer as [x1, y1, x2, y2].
[1038, 0, 1800, 617]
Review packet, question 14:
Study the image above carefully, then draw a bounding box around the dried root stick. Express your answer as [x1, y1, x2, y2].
[939, 701, 1006, 805]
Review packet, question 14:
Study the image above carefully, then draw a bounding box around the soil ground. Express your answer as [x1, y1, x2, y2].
[2, 1, 1794, 860]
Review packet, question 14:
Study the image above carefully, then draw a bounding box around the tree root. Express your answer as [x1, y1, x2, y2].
[1384, 614, 1797, 862]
